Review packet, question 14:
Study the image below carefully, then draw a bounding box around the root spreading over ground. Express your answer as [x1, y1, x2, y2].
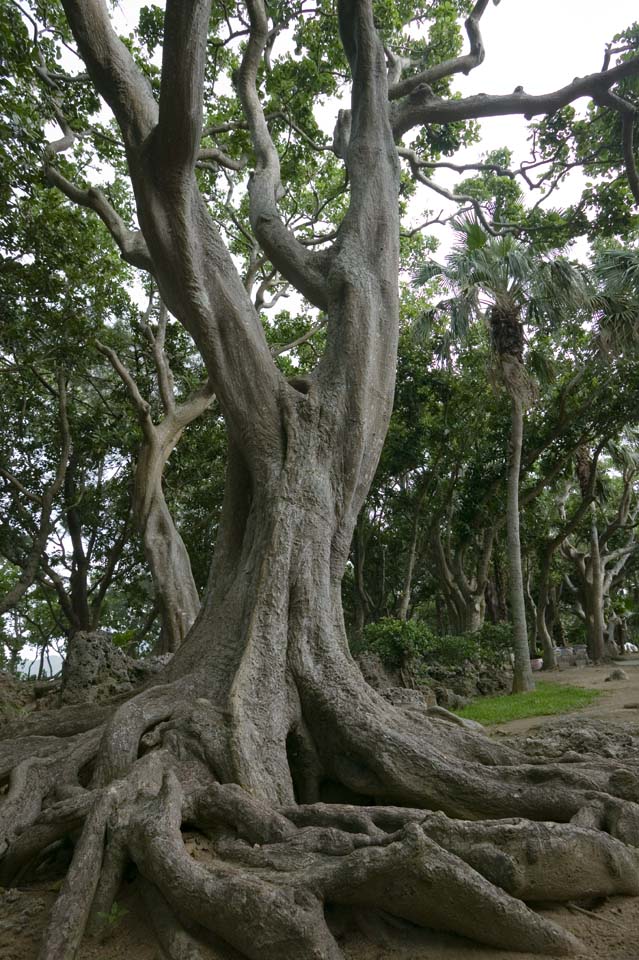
[2, 666, 639, 960]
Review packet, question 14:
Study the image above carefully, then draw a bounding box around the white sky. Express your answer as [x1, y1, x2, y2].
[109, 1, 638, 245]
[452, 0, 638, 201]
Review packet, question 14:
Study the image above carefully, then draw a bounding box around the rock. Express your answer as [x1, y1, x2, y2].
[356, 652, 402, 692]
[59, 630, 172, 704]
[605, 668, 629, 682]
[382, 687, 436, 708]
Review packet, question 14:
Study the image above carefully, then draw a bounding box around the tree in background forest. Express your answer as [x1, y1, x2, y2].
[2, 1, 639, 958]
[415, 221, 592, 690]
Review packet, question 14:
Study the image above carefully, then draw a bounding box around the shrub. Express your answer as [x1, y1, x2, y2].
[359, 618, 513, 670]
[358, 618, 435, 667]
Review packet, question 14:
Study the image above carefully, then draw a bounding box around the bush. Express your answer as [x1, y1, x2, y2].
[357, 618, 436, 667]
[358, 618, 512, 670]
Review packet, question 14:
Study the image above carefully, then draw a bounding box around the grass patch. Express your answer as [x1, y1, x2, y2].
[455, 681, 601, 726]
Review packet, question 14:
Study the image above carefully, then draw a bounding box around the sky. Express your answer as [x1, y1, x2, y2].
[108, 1, 638, 242]
[417, 0, 638, 245]
[456, 2, 636, 178]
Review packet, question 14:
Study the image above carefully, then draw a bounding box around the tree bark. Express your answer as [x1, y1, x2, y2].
[133, 422, 202, 654]
[588, 504, 606, 661]
[96, 332, 213, 653]
[535, 555, 557, 670]
[507, 397, 534, 692]
[396, 488, 425, 621]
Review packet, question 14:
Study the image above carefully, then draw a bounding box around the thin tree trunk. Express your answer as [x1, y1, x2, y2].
[588, 504, 606, 662]
[97, 340, 213, 653]
[397, 495, 423, 621]
[508, 397, 534, 692]
[352, 517, 370, 645]
[536, 557, 557, 670]
[135, 430, 201, 654]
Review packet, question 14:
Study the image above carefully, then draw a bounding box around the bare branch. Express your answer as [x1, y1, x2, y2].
[37, 61, 153, 273]
[0, 468, 42, 506]
[94, 340, 154, 439]
[392, 55, 639, 138]
[59, 0, 156, 147]
[389, 0, 491, 101]
[399, 147, 500, 235]
[45, 167, 154, 273]
[271, 320, 327, 357]
[197, 147, 247, 171]
[238, 0, 330, 311]
[169, 380, 216, 431]
[139, 301, 177, 416]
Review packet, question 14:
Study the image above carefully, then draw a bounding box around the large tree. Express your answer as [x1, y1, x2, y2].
[3, 2, 639, 958]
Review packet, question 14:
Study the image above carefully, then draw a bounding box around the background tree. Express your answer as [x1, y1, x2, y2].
[416, 220, 592, 690]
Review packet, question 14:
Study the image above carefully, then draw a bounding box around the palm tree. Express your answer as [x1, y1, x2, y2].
[415, 220, 592, 692]
[592, 247, 639, 353]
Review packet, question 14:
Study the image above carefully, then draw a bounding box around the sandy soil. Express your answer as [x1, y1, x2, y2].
[3, 662, 639, 960]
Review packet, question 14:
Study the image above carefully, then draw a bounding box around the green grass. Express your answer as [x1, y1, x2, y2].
[455, 681, 601, 726]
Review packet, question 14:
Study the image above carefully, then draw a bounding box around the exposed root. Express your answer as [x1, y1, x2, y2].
[0, 728, 102, 881]
[4, 669, 639, 960]
[138, 878, 230, 960]
[38, 789, 114, 960]
[292, 655, 639, 825]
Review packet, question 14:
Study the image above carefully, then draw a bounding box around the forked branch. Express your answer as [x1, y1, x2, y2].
[389, 0, 492, 101]
[238, 0, 330, 310]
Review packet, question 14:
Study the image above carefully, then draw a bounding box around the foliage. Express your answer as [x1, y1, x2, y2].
[357, 617, 513, 669]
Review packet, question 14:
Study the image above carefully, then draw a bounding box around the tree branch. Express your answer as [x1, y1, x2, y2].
[157, 0, 213, 177]
[59, 0, 157, 148]
[388, 0, 491, 101]
[391, 55, 639, 140]
[45, 167, 154, 273]
[139, 300, 177, 416]
[37, 62, 154, 273]
[238, 0, 330, 311]
[94, 341, 154, 439]
[399, 147, 500, 235]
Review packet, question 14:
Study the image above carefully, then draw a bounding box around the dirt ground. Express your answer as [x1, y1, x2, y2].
[491, 659, 639, 736]
[3, 662, 639, 960]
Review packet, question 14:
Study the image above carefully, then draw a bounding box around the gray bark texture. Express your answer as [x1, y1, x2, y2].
[507, 397, 535, 692]
[431, 526, 493, 633]
[3, 2, 639, 958]
[563, 474, 638, 663]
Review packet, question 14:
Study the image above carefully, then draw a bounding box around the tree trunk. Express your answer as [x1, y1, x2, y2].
[351, 516, 372, 645]
[134, 428, 201, 654]
[588, 505, 606, 662]
[397, 504, 420, 621]
[536, 556, 557, 670]
[431, 530, 487, 634]
[10, 3, 639, 959]
[507, 397, 534, 692]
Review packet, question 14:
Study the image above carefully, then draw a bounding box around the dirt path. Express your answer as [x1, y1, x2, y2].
[492, 660, 639, 736]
